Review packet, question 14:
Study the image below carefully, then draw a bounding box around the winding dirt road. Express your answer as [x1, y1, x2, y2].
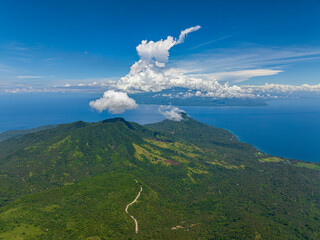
[125, 179, 143, 233]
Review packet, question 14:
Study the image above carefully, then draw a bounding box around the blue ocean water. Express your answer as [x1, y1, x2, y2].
[0, 93, 319, 162]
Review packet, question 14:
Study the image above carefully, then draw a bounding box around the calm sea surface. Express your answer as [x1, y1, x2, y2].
[1, 93, 319, 162]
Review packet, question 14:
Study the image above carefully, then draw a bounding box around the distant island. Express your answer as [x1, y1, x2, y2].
[131, 88, 267, 106]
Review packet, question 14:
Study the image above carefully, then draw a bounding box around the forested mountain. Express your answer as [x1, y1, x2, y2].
[0, 116, 319, 239]
[0, 125, 56, 142]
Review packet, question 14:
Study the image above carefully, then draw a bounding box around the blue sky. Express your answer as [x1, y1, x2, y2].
[0, 0, 320, 92]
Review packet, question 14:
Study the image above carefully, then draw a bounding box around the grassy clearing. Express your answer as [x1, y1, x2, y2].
[145, 139, 202, 158]
[259, 157, 282, 163]
[133, 143, 169, 165]
[0, 207, 20, 220]
[294, 162, 320, 171]
[46, 136, 71, 152]
[206, 160, 245, 169]
[187, 167, 208, 174]
[0, 224, 43, 240]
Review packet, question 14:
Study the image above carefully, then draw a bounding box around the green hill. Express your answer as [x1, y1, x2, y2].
[0, 125, 56, 142]
[0, 117, 319, 239]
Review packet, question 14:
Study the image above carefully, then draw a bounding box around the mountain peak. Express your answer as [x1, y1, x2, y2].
[101, 117, 134, 129]
[101, 117, 127, 123]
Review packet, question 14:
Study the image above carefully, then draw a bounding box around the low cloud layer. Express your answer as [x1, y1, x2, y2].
[158, 105, 186, 121]
[89, 90, 137, 114]
[6, 82, 319, 100]
[244, 83, 320, 97]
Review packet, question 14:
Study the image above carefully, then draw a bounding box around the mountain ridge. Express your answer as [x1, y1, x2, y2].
[0, 125, 56, 142]
[0, 117, 319, 239]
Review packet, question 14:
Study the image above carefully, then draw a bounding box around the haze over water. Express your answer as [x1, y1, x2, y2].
[1, 94, 319, 162]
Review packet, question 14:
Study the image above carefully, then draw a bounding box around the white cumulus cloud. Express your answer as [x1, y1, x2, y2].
[117, 26, 205, 93]
[89, 90, 138, 114]
[115, 26, 283, 98]
[158, 105, 186, 121]
[136, 25, 201, 65]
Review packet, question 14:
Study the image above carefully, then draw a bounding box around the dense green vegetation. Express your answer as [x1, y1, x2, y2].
[0, 125, 56, 142]
[0, 116, 319, 239]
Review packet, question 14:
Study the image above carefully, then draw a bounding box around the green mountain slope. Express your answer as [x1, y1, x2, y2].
[0, 117, 319, 239]
[0, 125, 56, 142]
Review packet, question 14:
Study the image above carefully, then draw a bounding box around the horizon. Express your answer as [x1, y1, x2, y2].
[0, 0, 319, 112]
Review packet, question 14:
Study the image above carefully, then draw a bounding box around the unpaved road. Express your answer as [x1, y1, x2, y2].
[125, 179, 143, 233]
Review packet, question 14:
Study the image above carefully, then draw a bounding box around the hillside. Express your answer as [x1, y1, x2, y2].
[0, 125, 56, 142]
[0, 117, 319, 239]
